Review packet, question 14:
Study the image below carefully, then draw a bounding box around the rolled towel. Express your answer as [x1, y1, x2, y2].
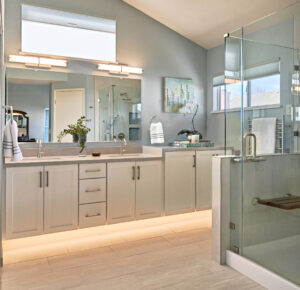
[150, 122, 164, 144]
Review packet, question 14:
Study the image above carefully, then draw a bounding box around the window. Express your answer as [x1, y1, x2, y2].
[44, 108, 49, 142]
[213, 82, 247, 110]
[213, 74, 280, 111]
[248, 74, 280, 107]
[213, 60, 280, 111]
[22, 5, 116, 62]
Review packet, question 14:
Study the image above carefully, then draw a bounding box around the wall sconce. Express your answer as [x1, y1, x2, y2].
[98, 63, 143, 75]
[8, 55, 67, 68]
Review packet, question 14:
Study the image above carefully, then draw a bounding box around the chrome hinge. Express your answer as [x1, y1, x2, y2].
[233, 246, 239, 254]
[229, 222, 235, 230]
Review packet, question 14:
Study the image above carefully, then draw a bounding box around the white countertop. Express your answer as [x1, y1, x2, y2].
[5, 153, 162, 166]
[5, 146, 229, 166]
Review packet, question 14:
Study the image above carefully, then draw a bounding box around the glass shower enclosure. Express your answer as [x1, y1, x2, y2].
[224, 2, 300, 286]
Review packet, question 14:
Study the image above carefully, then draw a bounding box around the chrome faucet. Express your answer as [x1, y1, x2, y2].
[117, 133, 127, 155]
[120, 138, 127, 155]
[36, 139, 44, 159]
[243, 133, 256, 159]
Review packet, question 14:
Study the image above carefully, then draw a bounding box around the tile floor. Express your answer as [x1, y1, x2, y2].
[0, 211, 265, 289]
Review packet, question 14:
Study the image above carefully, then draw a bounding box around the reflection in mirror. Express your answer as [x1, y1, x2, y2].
[6, 68, 141, 143]
[95, 77, 141, 142]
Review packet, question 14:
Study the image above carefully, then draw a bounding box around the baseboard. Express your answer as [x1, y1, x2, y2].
[226, 250, 299, 290]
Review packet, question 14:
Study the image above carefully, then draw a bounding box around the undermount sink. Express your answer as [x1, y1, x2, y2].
[106, 153, 143, 157]
[25, 156, 62, 161]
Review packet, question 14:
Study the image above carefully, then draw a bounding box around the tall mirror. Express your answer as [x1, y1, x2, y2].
[6, 68, 141, 143]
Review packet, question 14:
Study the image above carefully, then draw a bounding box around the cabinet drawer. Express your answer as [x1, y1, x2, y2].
[80, 163, 106, 179]
[79, 203, 106, 228]
[79, 178, 106, 204]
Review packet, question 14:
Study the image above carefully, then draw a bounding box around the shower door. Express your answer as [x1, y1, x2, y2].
[225, 23, 300, 285]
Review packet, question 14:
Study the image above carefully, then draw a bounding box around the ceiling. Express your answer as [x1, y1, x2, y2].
[123, 0, 300, 49]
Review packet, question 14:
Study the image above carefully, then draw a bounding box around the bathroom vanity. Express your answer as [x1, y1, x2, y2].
[4, 146, 228, 240]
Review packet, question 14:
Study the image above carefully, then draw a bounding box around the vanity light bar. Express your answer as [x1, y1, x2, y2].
[8, 55, 67, 68]
[98, 63, 143, 75]
[98, 63, 122, 73]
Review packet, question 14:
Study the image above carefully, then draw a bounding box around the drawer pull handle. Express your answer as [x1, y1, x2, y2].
[85, 188, 101, 193]
[137, 166, 140, 180]
[46, 171, 49, 187]
[39, 171, 43, 188]
[85, 169, 101, 173]
[85, 213, 101, 218]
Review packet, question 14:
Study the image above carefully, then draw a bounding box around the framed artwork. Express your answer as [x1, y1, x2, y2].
[164, 77, 196, 113]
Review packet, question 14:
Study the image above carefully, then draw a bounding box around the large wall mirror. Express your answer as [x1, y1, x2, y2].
[6, 68, 141, 143]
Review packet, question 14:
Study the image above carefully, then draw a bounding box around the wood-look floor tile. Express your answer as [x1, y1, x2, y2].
[69, 274, 143, 290]
[0, 211, 264, 290]
[162, 228, 211, 246]
[48, 246, 116, 272]
[110, 236, 172, 257]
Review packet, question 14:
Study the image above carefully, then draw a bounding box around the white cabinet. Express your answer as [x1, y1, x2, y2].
[6, 164, 78, 239]
[6, 166, 44, 239]
[196, 150, 224, 210]
[44, 165, 78, 233]
[136, 161, 162, 219]
[107, 160, 163, 224]
[165, 151, 196, 215]
[107, 162, 136, 224]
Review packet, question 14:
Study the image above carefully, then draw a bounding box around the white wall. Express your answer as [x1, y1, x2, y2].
[4, 0, 207, 145]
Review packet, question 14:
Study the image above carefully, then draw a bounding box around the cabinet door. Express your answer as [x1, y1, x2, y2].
[44, 164, 78, 233]
[196, 150, 224, 209]
[107, 162, 135, 224]
[165, 151, 196, 215]
[136, 161, 162, 219]
[6, 166, 44, 239]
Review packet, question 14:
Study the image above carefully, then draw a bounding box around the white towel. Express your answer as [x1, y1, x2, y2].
[3, 120, 23, 161]
[252, 117, 276, 155]
[150, 122, 164, 144]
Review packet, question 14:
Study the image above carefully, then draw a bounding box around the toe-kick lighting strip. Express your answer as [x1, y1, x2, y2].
[8, 55, 67, 68]
[98, 63, 143, 75]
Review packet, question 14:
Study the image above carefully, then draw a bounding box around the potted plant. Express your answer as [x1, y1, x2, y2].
[57, 116, 91, 153]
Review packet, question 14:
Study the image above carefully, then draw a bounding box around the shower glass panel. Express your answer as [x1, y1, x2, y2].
[226, 3, 300, 285]
[99, 84, 141, 141]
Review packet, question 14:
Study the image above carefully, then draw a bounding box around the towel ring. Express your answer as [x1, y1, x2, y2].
[2, 105, 13, 122]
[150, 115, 157, 123]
